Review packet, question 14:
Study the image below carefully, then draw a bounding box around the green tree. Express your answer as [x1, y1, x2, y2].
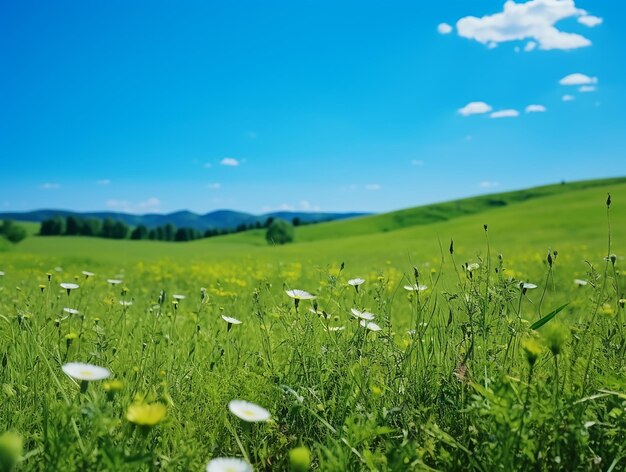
[130, 224, 149, 240]
[40, 216, 65, 235]
[1, 220, 27, 243]
[265, 218, 294, 245]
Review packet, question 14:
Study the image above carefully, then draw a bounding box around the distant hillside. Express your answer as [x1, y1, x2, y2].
[0, 209, 368, 231]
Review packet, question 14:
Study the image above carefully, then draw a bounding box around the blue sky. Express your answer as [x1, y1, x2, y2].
[1, 0, 625, 214]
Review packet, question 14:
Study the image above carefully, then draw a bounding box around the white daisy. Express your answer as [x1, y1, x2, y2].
[107, 279, 122, 285]
[521, 282, 537, 290]
[285, 289, 316, 300]
[62, 362, 111, 381]
[574, 279, 588, 286]
[348, 278, 365, 286]
[222, 315, 242, 325]
[466, 263, 480, 271]
[403, 284, 428, 292]
[0, 271, 5, 276]
[206, 457, 253, 472]
[82, 271, 94, 278]
[60, 283, 79, 291]
[119, 300, 133, 307]
[63, 308, 79, 315]
[228, 400, 271, 422]
[173, 294, 186, 300]
[351, 308, 375, 321]
[360, 320, 382, 332]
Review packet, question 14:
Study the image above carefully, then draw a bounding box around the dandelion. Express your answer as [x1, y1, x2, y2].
[351, 308, 375, 321]
[228, 400, 271, 422]
[126, 402, 167, 427]
[63, 308, 79, 315]
[359, 320, 382, 332]
[60, 282, 79, 295]
[81, 271, 94, 278]
[62, 362, 111, 382]
[574, 279, 588, 287]
[403, 284, 428, 292]
[206, 458, 253, 472]
[348, 278, 365, 293]
[107, 279, 122, 285]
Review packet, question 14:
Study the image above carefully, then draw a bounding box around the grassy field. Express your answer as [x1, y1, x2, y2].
[0, 178, 625, 470]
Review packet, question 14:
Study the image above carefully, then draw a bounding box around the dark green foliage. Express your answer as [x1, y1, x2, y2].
[265, 218, 294, 245]
[0, 220, 27, 243]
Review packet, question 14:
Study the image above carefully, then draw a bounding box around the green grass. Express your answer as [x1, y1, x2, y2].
[0, 178, 625, 471]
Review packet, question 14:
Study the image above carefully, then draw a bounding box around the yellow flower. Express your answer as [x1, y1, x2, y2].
[126, 403, 167, 427]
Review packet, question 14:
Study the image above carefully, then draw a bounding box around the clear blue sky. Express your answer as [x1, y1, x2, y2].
[1, 0, 625, 214]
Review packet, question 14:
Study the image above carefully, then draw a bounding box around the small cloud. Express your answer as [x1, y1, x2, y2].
[479, 181, 500, 189]
[97, 179, 111, 186]
[365, 184, 381, 191]
[40, 183, 61, 190]
[278, 203, 295, 211]
[490, 109, 520, 119]
[220, 157, 240, 166]
[559, 73, 598, 86]
[411, 159, 424, 166]
[525, 104, 547, 113]
[437, 22, 453, 34]
[203, 163, 213, 169]
[458, 101, 492, 116]
[524, 41, 537, 52]
[579, 85, 596, 92]
[578, 15, 603, 27]
[206, 183, 221, 190]
[562, 94, 575, 102]
[106, 197, 161, 213]
[299, 200, 321, 211]
[455, 1, 595, 51]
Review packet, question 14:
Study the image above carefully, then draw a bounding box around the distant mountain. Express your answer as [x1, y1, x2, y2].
[0, 209, 369, 231]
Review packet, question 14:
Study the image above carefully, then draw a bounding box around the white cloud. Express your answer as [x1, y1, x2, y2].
[299, 200, 321, 211]
[458, 101, 492, 116]
[97, 179, 111, 186]
[490, 109, 520, 118]
[479, 181, 500, 189]
[578, 15, 603, 27]
[579, 85, 596, 92]
[559, 73, 598, 85]
[411, 159, 424, 166]
[525, 104, 547, 113]
[220, 157, 240, 166]
[106, 197, 161, 214]
[562, 94, 575, 102]
[206, 183, 221, 189]
[524, 41, 537, 52]
[437, 22, 453, 34]
[456, 0, 595, 51]
[40, 183, 61, 190]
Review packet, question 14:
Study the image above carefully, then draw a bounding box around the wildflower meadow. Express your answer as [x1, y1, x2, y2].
[0, 181, 625, 471]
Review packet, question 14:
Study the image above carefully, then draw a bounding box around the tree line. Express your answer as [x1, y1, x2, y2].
[38, 215, 301, 243]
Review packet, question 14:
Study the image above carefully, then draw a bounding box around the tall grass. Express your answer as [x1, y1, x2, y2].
[0, 197, 624, 471]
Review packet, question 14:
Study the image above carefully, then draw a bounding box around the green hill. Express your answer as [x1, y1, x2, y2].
[6, 177, 624, 274]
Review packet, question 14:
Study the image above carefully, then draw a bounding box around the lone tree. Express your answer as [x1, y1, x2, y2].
[0, 219, 27, 244]
[265, 218, 294, 245]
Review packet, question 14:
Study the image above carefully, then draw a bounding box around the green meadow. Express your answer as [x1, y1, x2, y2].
[1, 178, 625, 471]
